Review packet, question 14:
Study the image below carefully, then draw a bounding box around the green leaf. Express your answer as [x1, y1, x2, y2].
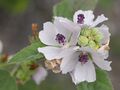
[9, 42, 44, 63]
[53, 0, 98, 20]
[18, 80, 39, 90]
[0, 70, 18, 90]
[77, 68, 113, 90]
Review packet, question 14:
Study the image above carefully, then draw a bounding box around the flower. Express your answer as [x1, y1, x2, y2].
[38, 18, 80, 60]
[38, 10, 110, 60]
[73, 10, 110, 49]
[37, 10, 112, 84]
[57, 46, 111, 84]
[32, 67, 48, 85]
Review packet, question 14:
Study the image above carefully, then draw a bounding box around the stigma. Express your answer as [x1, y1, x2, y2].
[77, 14, 85, 24]
[55, 33, 66, 45]
[79, 53, 89, 64]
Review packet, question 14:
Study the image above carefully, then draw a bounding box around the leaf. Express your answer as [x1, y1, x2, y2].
[9, 42, 44, 63]
[18, 80, 39, 90]
[53, 0, 98, 20]
[0, 70, 18, 90]
[77, 68, 113, 90]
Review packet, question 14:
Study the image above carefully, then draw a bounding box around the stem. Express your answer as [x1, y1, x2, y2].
[10, 64, 20, 76]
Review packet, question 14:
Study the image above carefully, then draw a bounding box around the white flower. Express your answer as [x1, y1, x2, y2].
[37, 10, 112, 85]
[38, 18, 80, 60]
[72, 10, 111, 60]
[0, 40, 3, 54]
[73, 10, 110, 45]
[38, 10, 110, 60]
[32, 67, 48, 85]
[57, 47, 111, 84]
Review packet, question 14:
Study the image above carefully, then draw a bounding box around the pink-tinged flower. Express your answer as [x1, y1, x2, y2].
[32, 67, 48, 85]
[37, 10, 112, 85]
[57, 46, 111, 84]
[38, 18, 80, 60]
[73, 10, 110, 46]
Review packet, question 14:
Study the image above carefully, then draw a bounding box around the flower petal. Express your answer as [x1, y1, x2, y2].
[98, 24, 110, 45]
[69, 31, 80, 46]
[38, 46, 62, 60]
[54, 17, 80, 32]
[73, 10, 94, 26]
[98, 45, 109, 59]
[54, 17, 72, 41]
[60, 50, 79, 74]
[54, 17, 80, 45]
[92, 14, 108, 27]
[70, 60, 96, 85]
[32, 67, 47, 85]
[92, 52, 112, 71]
[39, 22, 60, 46]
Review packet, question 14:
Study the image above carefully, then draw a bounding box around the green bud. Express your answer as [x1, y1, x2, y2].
[94, 33, 103, 43]
[88, 40, 96, 48]
[16, 69, 27, 81]
[91, 28, 98, 36]
[81, 28, 91, 36]
[90, 28, 103, 43]
[78, 36, 88, 46]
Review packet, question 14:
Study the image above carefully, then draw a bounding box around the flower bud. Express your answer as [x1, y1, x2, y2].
[78, 36, 88, 46]
[88, 40, 96, 48]
[81, 28, 91, 36]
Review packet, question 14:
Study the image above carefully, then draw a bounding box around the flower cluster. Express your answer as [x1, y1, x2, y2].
[38, 10, 112, 84]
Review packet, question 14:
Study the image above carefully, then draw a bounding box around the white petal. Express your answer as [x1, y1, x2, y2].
[38, 46, 62, 60]
[54, 17, 80, 45]
[54, 17, 80, 32]
[73, 10, 94, 26]
[54, 17, 72, 42]
[85, 60, 96, 82]
[70, 61, 96, 85]
[98, 24, 110, 45]
[69, 31, 80, 46]
[39, 22, 60, 46]
[0, 40, 3, 53]
[98, 45, 109, 59]
[92, 14, 108, 27]
[92, 52, 112, 71]
[60, 51, 79, 74]
[70, 63, 86, 84]
[79, 46, 94, 54]
[56, 46, 79, 59]
[32, 67, 48, 85]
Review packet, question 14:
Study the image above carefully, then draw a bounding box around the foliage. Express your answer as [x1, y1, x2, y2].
[0, 70, 18, 90]
[9, 42, 44, 63]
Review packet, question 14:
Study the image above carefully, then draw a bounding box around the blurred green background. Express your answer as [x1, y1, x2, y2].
[0, 0, 120, 90]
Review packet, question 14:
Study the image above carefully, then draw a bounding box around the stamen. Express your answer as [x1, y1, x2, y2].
[79, 53, 88, 64]
[55, 33, 66, 45]
[77, 14, 85, 24]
